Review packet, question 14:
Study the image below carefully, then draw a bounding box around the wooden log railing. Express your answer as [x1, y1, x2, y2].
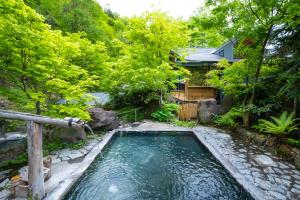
[0, 109, 86, 199]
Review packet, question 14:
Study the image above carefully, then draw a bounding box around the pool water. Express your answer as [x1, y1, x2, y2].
[65, 132, 253, 200]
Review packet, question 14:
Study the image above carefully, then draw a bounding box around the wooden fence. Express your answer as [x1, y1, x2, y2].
[178, 102, 198, 120]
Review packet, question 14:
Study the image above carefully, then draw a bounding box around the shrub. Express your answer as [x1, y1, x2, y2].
[287, 138, 300, 148]
[116, 106, 144, 122]
[213, 107, 244, 127]
[173, 119, 197, 128]
[253, 112, 298, 136]
[151, 103, 179, 122]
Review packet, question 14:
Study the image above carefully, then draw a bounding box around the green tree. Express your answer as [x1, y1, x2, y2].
[103, 11, 190, 107]
[0, 0, 99, 120]
[205, 0, 300, 127]
[188, 7, 226, 47]
[24, 0, 116, 44]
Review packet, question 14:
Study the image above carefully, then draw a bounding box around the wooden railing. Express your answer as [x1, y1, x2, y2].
[0, 109, 86, 199]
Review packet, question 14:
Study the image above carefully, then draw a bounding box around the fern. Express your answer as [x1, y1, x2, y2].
[253, 112, 298, 135]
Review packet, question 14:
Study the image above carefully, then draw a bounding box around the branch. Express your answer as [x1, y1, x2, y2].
[247, 0, 263, 24]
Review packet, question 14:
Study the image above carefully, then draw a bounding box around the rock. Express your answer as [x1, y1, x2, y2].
[254, 155, 277, 167]
[59, 127, 86, 142]
[0, 169, 12, 176]
[43, 156, 52, 168]
[294, 155, 300, 169]
[88, 108, 120, 131]
[18, 166, 51, 182]
[219, 95, 234, 114]
[268, 191, 287, 200]
[0, 178, 9, 189]
[236, 127, 255, 138]
[198, 98, 217, 123]
[0, 132, 26, 142]
[0, 189, 10, 199]
[131, 122, 142, 127]
[0, 138, 27, 164]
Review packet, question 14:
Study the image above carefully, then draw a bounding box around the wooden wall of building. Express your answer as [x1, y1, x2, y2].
[185, 86, 216, 100]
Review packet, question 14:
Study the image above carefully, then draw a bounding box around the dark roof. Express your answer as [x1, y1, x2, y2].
[184, 48, 224, 62]
[175, 40, 237, 66]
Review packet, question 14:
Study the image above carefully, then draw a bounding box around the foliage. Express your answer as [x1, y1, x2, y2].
[287, 139, 300, 149]
[0, 152, 28, 170]
[44, 138, 87, 153]
[173, 119, 197, 128]
[206, 59, 252, 96]
[151, 103, 179, 122]
[0, 138, 87, 170]
[102, 11, 190, 107]
[188, 6, 226, 47]
[213, 107, 244, 127]
[0, 0, 108, 120]
[203, 0, 300, 127]
[253, 112, 298, 135]
[24, 0, 116, 44]
[116, 106, 144, 123]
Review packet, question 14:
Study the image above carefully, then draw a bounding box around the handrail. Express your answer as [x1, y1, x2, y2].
[116, 107, 143, 116]
[0, 109, 84, 128]
[116, 107, 143, 122]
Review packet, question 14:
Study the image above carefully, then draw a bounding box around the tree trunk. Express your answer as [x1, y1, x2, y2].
[27, 121, 45, 200]
[242, 25, 274, 128]
[35, 101, 41, 115]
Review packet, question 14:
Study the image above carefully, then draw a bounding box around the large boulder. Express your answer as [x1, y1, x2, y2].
[198, 98, 218, 123]
[88, 108, 120, 131]
[59, 127, 86, 142]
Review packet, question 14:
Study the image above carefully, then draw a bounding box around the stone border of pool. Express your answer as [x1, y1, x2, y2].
[193, 130, 265, 200]
[45, 122, 263, 200]
[44, 130, 116, 200]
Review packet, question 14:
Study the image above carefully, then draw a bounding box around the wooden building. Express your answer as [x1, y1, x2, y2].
[171, 40, 237, 120]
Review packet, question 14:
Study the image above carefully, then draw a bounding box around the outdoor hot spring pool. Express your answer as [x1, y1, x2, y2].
[65, 132, 253, 200]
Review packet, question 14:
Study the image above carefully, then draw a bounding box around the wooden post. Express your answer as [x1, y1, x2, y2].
[185, 80, 189, 100]
[27, 121, 45, 199]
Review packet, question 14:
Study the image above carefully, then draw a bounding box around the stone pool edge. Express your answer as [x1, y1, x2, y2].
[44, 130, 116, 200]
[46, 124, 264, 200]
[193, 128, 265, 200]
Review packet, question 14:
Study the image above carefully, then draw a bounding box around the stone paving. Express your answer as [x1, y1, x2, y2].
[194, 126, 300, 200]
[0, 138, 102, 200]
[49, 138, 101, 164]
[1, 121, 300, 200]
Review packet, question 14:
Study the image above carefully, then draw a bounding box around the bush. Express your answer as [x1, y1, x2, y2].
[253, 112, 298, 136]
[116, 106, 144, 122]
[173, 119, 197, 128]
[213, 107, 244, 127]
[0, 152, 28, 170]
[287, 138, 300, 148]
[151, 103, 179, 122]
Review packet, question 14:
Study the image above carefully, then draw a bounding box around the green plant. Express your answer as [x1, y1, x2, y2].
[0, 152, 28, 170]
[173, 119, 197, 128]
[213, 107, 244, 127]
[151, 103, 179, 122]
[253, 112, 298, 135]
[44, 138, 87, 153]
[116, 106, 144, 122]
[287, 138, 300, 148]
